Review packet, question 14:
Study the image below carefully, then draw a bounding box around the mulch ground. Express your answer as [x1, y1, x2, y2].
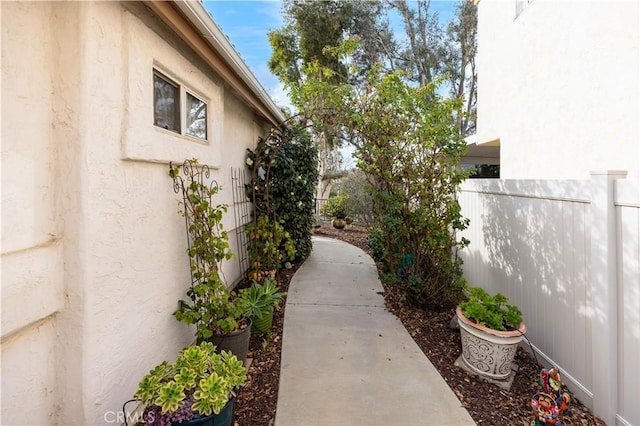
[234, 222, 605, 426]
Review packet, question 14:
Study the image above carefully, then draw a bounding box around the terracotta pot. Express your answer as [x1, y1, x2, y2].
[456, 307, 526, 380]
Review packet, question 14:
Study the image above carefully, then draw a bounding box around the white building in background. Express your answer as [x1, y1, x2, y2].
[1, 1, 283, 424]
[475, 0, 639, 179]
[461, 1, 640, 425]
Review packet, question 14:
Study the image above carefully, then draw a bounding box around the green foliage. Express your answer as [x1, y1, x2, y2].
[170, 160, 247, 338]
[245, 215, 295, 282]
[459, 287, 523, 331]
[268, 0, 388, 92]
[294, 50, 472, 310]
[320, 194, 352, 219]
[367, 226, 386, 263]
[268, 0, 477, 136]
[353, 72, 472, 309]
[246, 125, 318, 264]
[444, 0, 478, 136]
[134, 342, 247, 418]
[333, 170, 374, 226]
[379, 271, 401, 286]
[239, 279, 284, 320]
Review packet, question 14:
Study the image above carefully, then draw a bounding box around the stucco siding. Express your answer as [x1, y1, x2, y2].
[477, 0, 640, 179]
[1, 2, 64, 424]
[79, 3, 269, 424]
[2, 1, 274, 424]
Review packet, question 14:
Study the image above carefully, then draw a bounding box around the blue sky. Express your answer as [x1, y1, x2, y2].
[203, 1, 458, 109]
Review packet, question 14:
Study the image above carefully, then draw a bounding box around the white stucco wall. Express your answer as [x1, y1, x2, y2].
[477, 0, 640, 179]
[2, 2, 272, 424]
[2, 2, 65, 424]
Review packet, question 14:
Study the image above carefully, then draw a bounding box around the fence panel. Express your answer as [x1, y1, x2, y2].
[459, 179, 593, 404]
[615, 179, 640, 426]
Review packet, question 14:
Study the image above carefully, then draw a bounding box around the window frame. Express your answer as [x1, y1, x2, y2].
[153, 69, 181, 134]
[152, 67, 209, 143]
[185, 91, 208, 141]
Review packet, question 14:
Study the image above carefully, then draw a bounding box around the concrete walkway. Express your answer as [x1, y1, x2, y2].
[275, 237, 475, 426]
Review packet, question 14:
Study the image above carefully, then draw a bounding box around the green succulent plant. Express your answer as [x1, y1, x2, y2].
[240, 279, 284, 320]
[459, 287, 523, 331]
[134, 342, 247, 422]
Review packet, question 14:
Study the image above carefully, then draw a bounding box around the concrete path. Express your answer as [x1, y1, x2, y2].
[275, 237, 475, 426]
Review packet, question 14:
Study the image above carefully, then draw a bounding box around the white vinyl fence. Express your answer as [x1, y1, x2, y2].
[459, 171, 640, 426]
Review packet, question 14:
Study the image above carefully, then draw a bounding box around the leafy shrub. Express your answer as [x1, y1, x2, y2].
[367, 226, 385, 263]
[246, 125, 318, 263]
[333, 169, 374, 226]
[245, 215, 295, 281]
[349, 73, 471, 310]
[320, 194, 352, 218]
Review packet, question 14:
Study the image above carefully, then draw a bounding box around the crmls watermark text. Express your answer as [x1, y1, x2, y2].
[103, 410, 149, 424]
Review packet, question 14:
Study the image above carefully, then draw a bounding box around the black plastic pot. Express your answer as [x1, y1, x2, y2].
[208, 319, 252, 363]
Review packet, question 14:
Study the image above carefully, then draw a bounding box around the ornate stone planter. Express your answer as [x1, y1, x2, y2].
[456, 307, 527, 380]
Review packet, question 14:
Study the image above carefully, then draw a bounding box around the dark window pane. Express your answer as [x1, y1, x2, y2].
[186, 92, 207, 140]
[153, 71, 180, 133]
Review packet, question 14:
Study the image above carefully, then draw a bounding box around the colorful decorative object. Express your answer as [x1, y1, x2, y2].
[531, 368, 570, 425]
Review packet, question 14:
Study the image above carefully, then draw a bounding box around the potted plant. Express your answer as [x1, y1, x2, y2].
[239, 279, 284, 335]
[170, 160, 251, 362]
[456, 287, 526, 380]
[320, 195, 351, 229]
[134, 342, 247, 426]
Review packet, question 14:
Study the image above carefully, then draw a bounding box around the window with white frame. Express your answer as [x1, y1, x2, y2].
[186, 92, 207, 139]
[153, 69, 208, 141]
[153, 70, 180, 133]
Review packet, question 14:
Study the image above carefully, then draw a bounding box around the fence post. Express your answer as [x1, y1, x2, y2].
[590, 170, 626, 425]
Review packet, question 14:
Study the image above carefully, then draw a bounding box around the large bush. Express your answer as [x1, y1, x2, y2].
[296, 55, 471, 310]
[352, 73, 471, 309]
[246, 125, 318, 268]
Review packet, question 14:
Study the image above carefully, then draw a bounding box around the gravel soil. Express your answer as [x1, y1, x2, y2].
[234, 223, 605, 426]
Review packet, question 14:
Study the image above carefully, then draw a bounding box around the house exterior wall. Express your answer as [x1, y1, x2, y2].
[476, 0, 640, 179]
[2, 3, 67, 424]
[1, 2, 272, 424]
